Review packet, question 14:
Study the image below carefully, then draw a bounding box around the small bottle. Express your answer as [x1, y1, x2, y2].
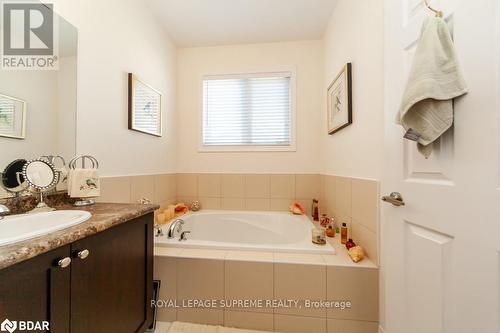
[311, 199, 319, 221]
[320, 214, 330, 228]
[345, 238, 356, 250]
[325, 225, 336, 238]
[341, 223, 348, 244]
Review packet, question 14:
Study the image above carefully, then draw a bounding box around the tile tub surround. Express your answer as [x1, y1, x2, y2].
[154, 243, 378, 333]
[0, 202, 158, 270]
[97, 173, 379, 262]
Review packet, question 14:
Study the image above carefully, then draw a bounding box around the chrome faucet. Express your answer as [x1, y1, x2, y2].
[0, 204, 10, 220]
[167, 219, 184, 239]
[179, 231, 191, 241]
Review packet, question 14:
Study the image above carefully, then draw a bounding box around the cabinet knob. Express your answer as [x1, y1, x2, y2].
[77, 249, 90, 260]
[58, 257, 71, 268]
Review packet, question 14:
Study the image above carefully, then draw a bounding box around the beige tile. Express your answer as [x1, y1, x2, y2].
[224, 311, 274, 331]
[130, 175, 155, 203]
[270, 199, 291, 212]
[351, 222, 378, 264]
[179, 249, 226, 260]
[274, 253, 325, 266]
[274, 314, 326, 333]
[334, 177, 352, 217]
[221, 197, 245, 210]
[225, 261, 273, 313]
[177, 258, 224, 303]
[225, 251, 274, 263]
[270, 174, 295, 199]
[153, 256, 177, 322]
[245, 198, 270, 211]
[221, 174, 245, 197]
[351, 179, 378, 233]
[327, 319, 378, 333]
[326, 267, 378, 321]
[177, 197, 198, 207]
[98, 176, 131, 203]
[323, 175, 336, 217]
[274, 263, 327, 317]
[177, 173, 198, 197]
[154, 174, 176, 203]
[177, 309, 223, 326]
[244, 174, 270, 198]
[199, 197, 221, 209]
[296, 174, 320, 200]
[198, 174, 221, 197]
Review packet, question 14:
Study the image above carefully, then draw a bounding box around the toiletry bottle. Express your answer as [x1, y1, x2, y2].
[311, 199, 319, 221]
[325, 225, 336, 238]
[341, 223, 348, 244]
[320, 214, 330, 228]
[345, 238, 356, 250]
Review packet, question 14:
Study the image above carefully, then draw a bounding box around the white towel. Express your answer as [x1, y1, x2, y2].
[67, 168, 100, 198]
[396, 17, 467, 158]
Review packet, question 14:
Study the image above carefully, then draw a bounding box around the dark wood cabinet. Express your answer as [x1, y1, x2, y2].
[0, 213, 153, 333]
[0, 245, 71, 333]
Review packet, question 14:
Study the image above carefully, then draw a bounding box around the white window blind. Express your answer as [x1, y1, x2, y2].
[202, 72, 293, 149]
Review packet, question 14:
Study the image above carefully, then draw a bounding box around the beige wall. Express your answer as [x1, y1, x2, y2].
[320, 0, 384, 180]
[53, 0, 178, 176]
[176, 40, 323, 173]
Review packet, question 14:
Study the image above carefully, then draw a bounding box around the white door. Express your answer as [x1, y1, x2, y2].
[382, 0, 500, 333]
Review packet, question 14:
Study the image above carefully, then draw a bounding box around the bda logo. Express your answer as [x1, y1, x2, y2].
[0, 319, 17, 333]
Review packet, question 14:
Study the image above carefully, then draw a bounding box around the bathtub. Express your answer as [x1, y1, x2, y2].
[155, 210, 335, 254]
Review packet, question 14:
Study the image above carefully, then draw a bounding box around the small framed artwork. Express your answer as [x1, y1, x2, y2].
[0, 93, 27, 140]
[327, 63, 352, 135]
[128, 73, 162, 137]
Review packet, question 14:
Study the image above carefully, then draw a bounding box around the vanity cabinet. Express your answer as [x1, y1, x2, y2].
[0, 213, 153, 333]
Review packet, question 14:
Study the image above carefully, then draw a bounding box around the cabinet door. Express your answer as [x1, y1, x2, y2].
[70, 214, 153, 333]
[0, 245, 71, 333]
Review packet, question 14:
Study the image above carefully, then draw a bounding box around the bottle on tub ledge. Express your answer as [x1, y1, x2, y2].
[340, 222, 348, 244]
[311, 199, 320, 222]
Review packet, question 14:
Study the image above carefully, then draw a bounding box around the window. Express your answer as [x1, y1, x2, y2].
[201, 72, 295, 151]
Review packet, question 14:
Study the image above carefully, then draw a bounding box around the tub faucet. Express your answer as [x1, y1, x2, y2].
[167, 218, 184, 239]
[0, 204, 10, 220]
[179, 231, 191, 241]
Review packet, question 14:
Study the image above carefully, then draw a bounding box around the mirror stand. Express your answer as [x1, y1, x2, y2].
[29, 190, 56, 213]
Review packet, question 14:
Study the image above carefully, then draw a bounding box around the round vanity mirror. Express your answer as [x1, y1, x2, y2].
[1, 159, 28, 194]
[22, 159, 59, 190]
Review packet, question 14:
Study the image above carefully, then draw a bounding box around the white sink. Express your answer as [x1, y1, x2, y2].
[0, 210, 92, 247]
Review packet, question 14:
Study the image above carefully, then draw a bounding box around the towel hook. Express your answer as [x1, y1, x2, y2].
[424, 0, 443, 17]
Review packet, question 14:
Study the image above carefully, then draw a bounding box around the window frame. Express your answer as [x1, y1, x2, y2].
[198, 69, 297, 152]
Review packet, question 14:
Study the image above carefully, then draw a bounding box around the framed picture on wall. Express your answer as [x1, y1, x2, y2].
[0, 93, 27, 140]
[327, 63, 352, 135]
[128, 73, 162, 137]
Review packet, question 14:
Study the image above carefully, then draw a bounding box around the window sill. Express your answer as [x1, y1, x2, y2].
[198, 145, 297, 153]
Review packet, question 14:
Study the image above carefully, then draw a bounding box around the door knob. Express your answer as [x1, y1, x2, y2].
[382, 192, 405, 206]
[57, 257, 71, 268]
[77, 249, 90, 260]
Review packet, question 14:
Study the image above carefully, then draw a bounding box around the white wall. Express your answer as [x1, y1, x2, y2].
[320, 0, 384, 180]
[53, 0, 177, 176]
[176, 40, 323, 174]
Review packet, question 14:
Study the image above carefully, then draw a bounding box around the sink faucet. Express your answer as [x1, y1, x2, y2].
[0, 204, 10, 220]
[167, 219, 184, 239]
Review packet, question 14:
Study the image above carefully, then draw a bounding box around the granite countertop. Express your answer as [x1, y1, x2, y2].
[0, 202, 159, 270]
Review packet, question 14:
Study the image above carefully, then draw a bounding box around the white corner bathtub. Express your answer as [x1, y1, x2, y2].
[155, 210, 335, 254]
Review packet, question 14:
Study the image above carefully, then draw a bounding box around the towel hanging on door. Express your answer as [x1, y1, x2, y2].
[395, 17, 467, 158]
